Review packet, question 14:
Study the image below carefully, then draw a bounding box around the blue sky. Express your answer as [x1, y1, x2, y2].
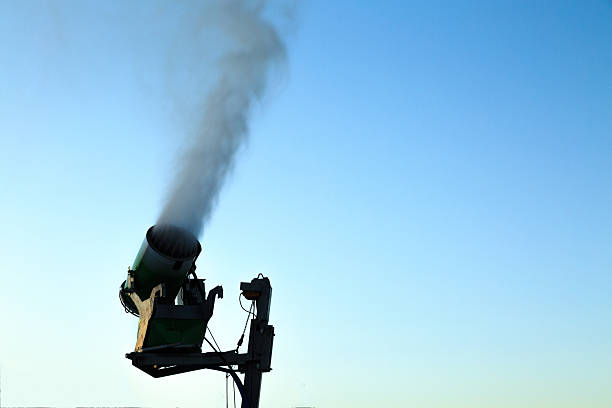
[0, 1, 611, 407]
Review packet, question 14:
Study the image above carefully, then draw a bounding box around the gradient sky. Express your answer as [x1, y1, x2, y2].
[0, 1, 611, 407]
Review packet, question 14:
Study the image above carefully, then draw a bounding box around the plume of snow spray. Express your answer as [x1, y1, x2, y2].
[157, 0, 286, 236]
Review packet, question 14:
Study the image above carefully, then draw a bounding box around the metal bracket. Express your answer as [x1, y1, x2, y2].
[125, 276, 274, 408]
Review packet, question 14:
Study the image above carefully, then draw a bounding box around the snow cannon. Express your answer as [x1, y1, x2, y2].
[119, 225, 223, 352]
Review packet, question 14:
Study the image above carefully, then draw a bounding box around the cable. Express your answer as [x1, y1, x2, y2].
[119, 290, 139, 317]
[202, 336, 250, 408]
[236, 298, 254, 352]
[238, 293, 256, 316]
[226, 373, 229, 408]
[207, 326, 222, 352]
[233, 375, 237, 408]
[190, 271, 252, 408]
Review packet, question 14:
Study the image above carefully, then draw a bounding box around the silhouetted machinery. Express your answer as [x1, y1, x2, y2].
[119, 225, 274, 408]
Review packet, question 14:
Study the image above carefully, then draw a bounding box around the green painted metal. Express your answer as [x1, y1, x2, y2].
[126, 226, 201, 302]
[144, 319, 206, 349]
[120, 225, 209, 350]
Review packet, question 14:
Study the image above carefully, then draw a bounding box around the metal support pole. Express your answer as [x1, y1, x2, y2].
[239, 277, 274, 408]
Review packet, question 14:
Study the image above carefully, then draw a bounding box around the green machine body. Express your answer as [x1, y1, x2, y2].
[119, 225, 222, 352]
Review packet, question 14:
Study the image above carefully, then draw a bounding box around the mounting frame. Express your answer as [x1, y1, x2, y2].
[126, 276, 274, 408]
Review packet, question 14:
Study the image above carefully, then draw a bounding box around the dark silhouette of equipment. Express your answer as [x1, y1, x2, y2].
[119, 225, 274, 408]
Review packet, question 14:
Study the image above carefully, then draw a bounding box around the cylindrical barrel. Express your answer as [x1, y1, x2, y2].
[126, 224, 202, 302]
